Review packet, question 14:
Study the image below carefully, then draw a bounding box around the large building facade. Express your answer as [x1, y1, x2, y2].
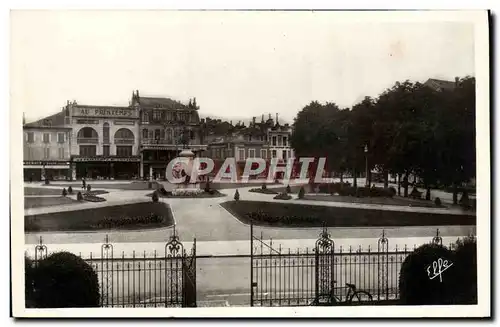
[65, 100, 141, 180]
[23, 112, 72, 181]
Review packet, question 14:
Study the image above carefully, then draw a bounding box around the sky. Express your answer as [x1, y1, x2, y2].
[11, 11, 476, 124]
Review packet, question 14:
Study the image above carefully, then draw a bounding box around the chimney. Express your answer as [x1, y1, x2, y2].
[455, 77, 460, 87]
[261, 114, 264, 123]
[276, 113, 279, 124]
[268, 113, 272, 120]
[252, 117, 256, 125]
[136, 90, 139, 97]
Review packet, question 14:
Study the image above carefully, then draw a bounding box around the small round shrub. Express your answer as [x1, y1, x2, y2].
[434, 197, 442, 207]
[262, 183, 267, 190]
[286, 185, 291, 194]
[44, 179, 50, 185]
[31, 252, 100, 308]
[152, 191, 159, 203]
[62, 188, 67, 197]
[234, 189, 240, 201]
[77, 191, 83, 201]
[67, 186, 73, 194]
[298, 186, 305, 199]
[86, 185, 91, 192]
[399, 243, 457, 305]
[388, 187, 397, 196]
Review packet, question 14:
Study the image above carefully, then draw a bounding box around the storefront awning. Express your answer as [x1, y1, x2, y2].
[72, 156, 140, 163]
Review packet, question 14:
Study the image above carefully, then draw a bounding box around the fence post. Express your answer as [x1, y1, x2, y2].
[34, 236, 47, 266]
[250, 220, 254, 307]
[432, 228, 443, 246]
[100, 234, 113, 307]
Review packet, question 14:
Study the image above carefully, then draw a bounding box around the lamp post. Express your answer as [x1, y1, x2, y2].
[364, 144, 369, 187]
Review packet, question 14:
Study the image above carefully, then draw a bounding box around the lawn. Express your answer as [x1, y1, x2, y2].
[25, 202, 174, 232]
[24, 196, 79, 209]
[221, 201, 476, 228]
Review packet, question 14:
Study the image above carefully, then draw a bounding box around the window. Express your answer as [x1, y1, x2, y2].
[103, 145, 110, 157]
[272, 136, 277, 146]
[148, 130, 154, 139]
[58, 148, 65, 159]
[248, 149, 255, 158]
[116, 146, 132, 157]
[260, 149, 267, 159]
[154, 129, 161, 140]
[79, 145, 97, 157]
[272, 150, 277, 158]
[103, 122, 110, 144]
[278, 135, 283, 146]
[190, 130, 195, 140]
[27, 132, 34, 143]
[142, 129, 148, 139]
[160, 129, 165, 140]
[57, 133, 65, 143]
[239, 149, 246, 161]
[283, 150, 287, 161]
[142, 111, 149, 122]
[44, 148, 50, 159]
[227, 148, 232, 157]
[43, 133, 50, 143]
[283, 136, 288, 147]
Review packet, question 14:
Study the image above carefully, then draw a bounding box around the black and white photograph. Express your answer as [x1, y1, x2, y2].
[10, 9, 490, 318]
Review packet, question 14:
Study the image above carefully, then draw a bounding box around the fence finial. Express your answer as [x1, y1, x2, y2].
[432, 228, 442, 245]
[39, 235, 43, 246]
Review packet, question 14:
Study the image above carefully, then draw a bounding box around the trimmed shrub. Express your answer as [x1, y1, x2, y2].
[152, 191, 159, 202]
[399, 244, 456, 305]
[249, 188, 278, 195]
[67, 186, 73, 194]
[298, 187, 305, 199]
[434, 197, 442, 207]
[262, 183, 267, 190]
[234, 189, 240, 201]
[388, 187, 397, 196]
[286, 185, 292, 194]
[25, 256, 34, 307]
[44, 179, 50, 185]
[83, 195, 106, 202]
[274, 192, 292, 200]
[77, 192, 83, 201]
[86, 184, 91, 192]
[31, 252, 100, 308]
[453, 236, 477, 304]
[459, 191, 471, 210]
[409, 187, 422, 199]
[62, 188, 67, 197]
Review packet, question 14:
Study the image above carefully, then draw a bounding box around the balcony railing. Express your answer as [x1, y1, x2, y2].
[115, 138, 135, 144]
[77, 137, 99, 144]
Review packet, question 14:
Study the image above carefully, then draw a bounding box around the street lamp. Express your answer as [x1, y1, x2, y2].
[364, 144, 369, 187]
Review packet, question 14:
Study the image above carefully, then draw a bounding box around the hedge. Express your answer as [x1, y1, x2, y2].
[31, 252, 100, 308]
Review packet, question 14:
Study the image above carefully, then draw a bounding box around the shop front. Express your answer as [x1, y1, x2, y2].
[23, 161, 71, 182]
[72, 156, 140, 180]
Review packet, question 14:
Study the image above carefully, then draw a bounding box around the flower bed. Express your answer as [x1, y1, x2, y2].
[25, 202, 174, 232]
[91, 213, 164, 229]
[220, 200, 476, 228]
[83, 194, 106, 202]
[249, 188, 279, 195]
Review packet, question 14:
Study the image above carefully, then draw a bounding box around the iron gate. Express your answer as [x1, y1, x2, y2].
[250, 222, 447, 307]
[31, 228, 197, 308]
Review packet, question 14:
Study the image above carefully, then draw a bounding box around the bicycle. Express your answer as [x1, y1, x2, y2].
[310, 281, 373, 306]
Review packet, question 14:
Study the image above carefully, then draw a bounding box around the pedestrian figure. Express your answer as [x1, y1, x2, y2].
[82, 178, 86, 190]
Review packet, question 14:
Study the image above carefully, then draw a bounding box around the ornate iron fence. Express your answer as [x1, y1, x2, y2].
[250, 224, 451, 307]
[30, 228, 197, 308]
